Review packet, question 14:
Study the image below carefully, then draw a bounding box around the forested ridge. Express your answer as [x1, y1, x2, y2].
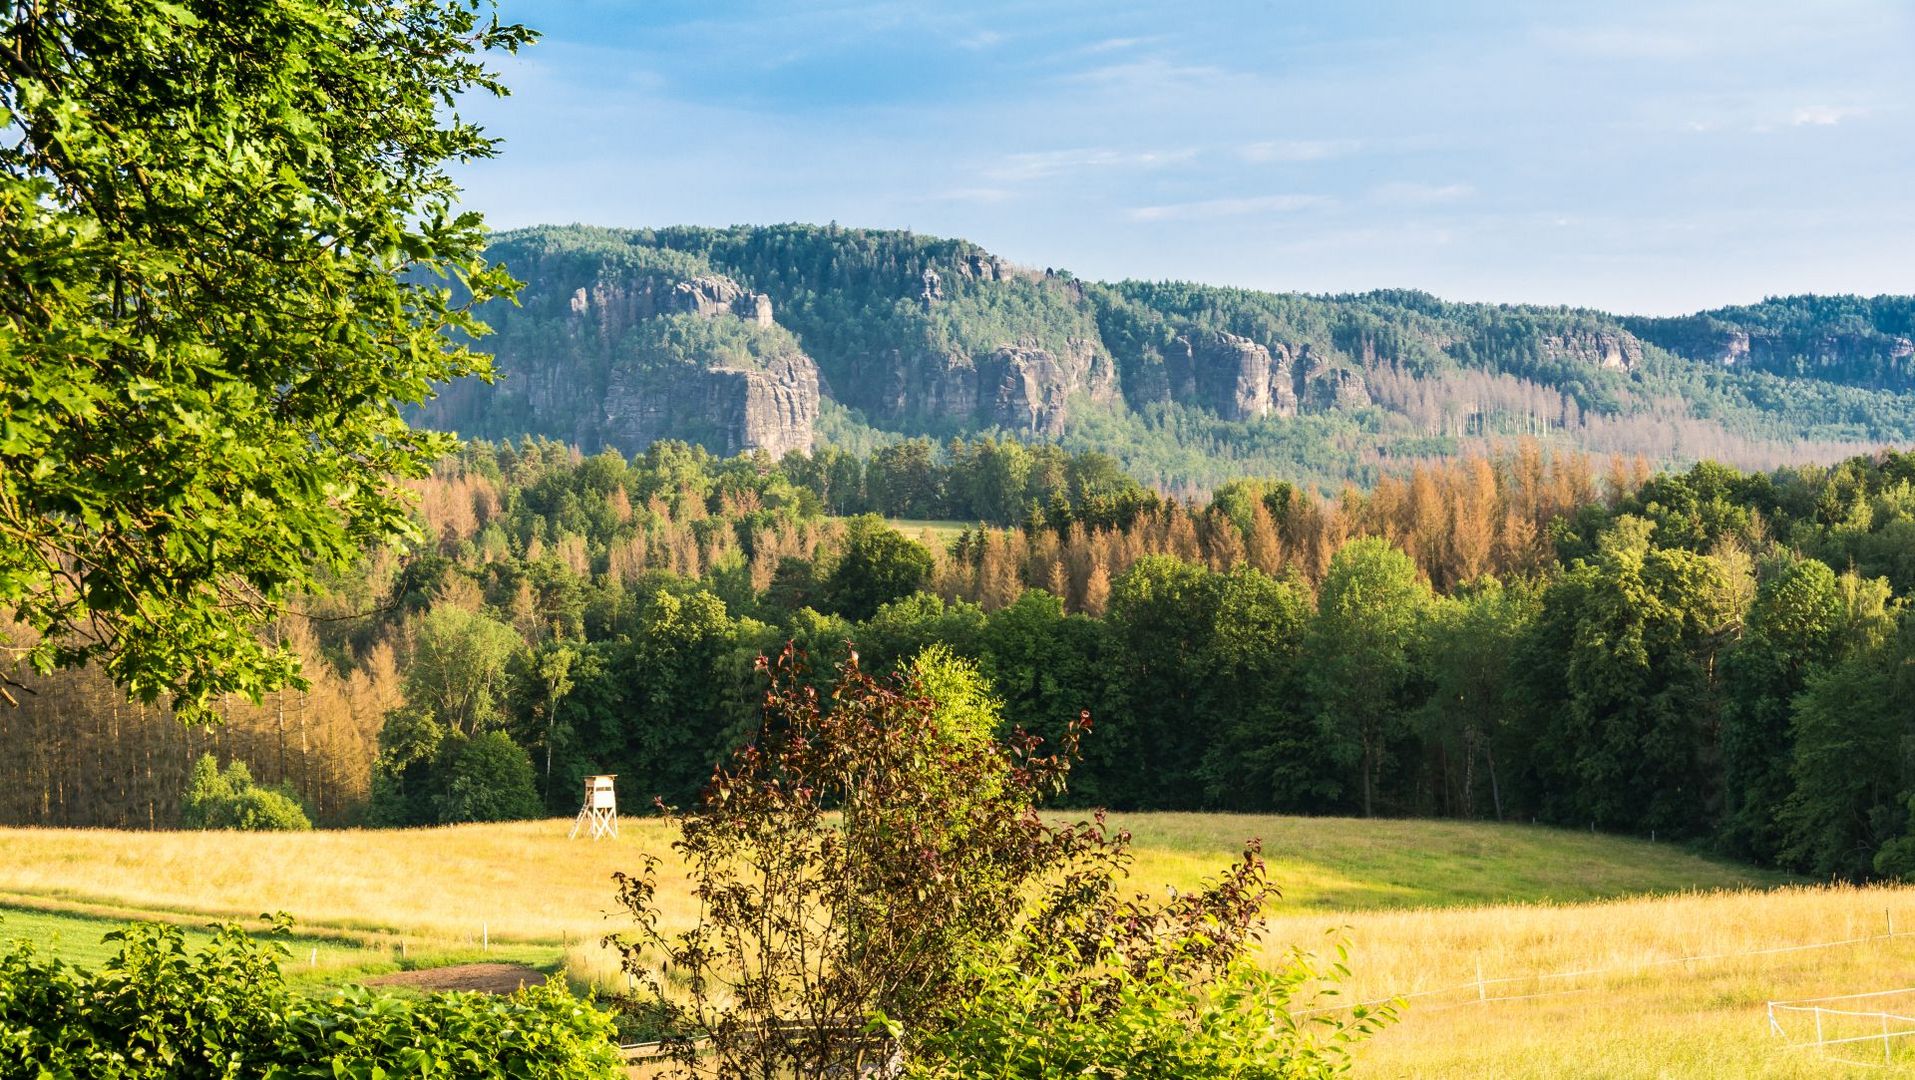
[7, 436, 1915, 880]
[421, 224, 1915, 491]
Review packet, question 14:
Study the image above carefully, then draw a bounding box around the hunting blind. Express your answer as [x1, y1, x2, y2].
[570, 774, 618, 840]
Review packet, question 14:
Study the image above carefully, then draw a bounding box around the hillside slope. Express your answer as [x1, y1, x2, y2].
[420, 225, 1915, 487]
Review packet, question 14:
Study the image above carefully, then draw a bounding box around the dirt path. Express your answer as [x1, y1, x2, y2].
[363, 962, 548, 994]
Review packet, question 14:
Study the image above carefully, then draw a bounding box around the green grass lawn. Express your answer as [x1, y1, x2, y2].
[0, 901, 560, 987]
[1109, 813, 1789, 911]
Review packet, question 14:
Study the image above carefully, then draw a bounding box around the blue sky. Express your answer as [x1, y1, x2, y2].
[456, 1, 1914, 315]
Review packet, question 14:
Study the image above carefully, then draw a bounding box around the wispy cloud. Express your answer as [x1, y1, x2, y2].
[1239, 139, 1362, 164]
[1064, 57, 1240, 94]
[1370, 181, 1474, 205]
[1083, 36, 1151, 54]
[956, 30, 1003, 50]
[919, 186, 1018, 204]
[1535, 26, 1708, 61]
[1126, 193, 1329, 222]
[987, 146, 1197, 182]
[1790, 104, 1864, 126]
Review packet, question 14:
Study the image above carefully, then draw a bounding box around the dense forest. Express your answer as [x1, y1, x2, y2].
[7, 436, 1915, 880]
[418, 225, 1915, 491]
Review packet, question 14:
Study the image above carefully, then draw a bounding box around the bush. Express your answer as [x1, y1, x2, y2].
[909, 928, 1391, 1080]
[0, 919, 623, 1079]
[434, 730, 544, 823]
[179, 755, 312, 831]
[611, 647, 1391, 1078]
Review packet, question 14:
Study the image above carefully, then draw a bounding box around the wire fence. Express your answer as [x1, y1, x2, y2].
[1768, 987, 1915, 1069]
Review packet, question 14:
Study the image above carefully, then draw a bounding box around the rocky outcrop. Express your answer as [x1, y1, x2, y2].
[604, 348, 818, 457]
[1539, 329, 1643, 371]
[840, 336, 1116, 438]
[526, 267, 819, 455]
[1627, 313, 1915, 387]
[1165, 332, 1298, 421]
[973, 342, 1100, 436]
[1157, 331, 1377, 420]
[567, 274, 776, 339]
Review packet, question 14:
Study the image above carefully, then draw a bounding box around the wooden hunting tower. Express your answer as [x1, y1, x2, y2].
[569, 774, 618, 840]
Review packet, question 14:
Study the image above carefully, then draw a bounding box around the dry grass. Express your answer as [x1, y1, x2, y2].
[1266, 885, 1915, 1078]
[0, 818, 678, 946]
[0, 814, 1772, 944]
[0, 814, 1879, 1075]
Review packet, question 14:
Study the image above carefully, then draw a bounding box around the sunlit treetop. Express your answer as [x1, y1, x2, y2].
[0, 0, 534, 720]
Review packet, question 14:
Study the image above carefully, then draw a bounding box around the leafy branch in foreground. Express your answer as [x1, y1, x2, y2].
[609, 644, 1392, 1078]
[0, 917, 621, 1078]
[0, 0, 532, 719]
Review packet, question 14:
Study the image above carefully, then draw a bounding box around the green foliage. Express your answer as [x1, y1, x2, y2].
[0, 0, 531, 718]
[1520, 519, 1745, 835]
[1779, 614, 1915, 880]
[0, 920, 621, 1078]
[824, 515, 934, 620]
[368, 713, 543, 827]
[1419, 581, 1538, 821]
[1307, 539, 1433, 817]
[910, 645, 1004, 747]
[612, 648, 1385, 1079]
[433, 731, 543, 824]
[627, 312, 803, 373]
[366, 706, 448, 827]
[912, 949, 1388, 1080]
[179, 755, 312, 832]
[408, 607, 528, 736]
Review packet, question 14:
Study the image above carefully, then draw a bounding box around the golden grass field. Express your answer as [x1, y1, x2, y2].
[2, 813, 1906, 1076]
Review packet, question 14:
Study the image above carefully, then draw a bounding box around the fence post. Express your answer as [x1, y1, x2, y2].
[1768, 1002, 1781, 1037]
[1476, 956, 1486, 1004]
[1815, 1006, 1825, 1047]
[483, 921, 489, 953]
[1884, 1010, 1893, 1066]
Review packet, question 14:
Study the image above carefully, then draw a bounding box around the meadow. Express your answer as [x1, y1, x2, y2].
[2, 814, 1901, 1077]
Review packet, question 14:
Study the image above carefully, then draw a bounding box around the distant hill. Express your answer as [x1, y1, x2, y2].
[420, 224, 1915, 487]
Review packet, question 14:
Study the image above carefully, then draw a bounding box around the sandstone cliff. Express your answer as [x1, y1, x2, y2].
[421, 226, 1915, 467]
[1538, 329, 1643, 371]
[426, 232, 819, 456]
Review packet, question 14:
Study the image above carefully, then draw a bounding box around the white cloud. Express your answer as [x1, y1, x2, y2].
[956, 30, 1003, 50]
[1239, 138, 1362, 163]
[1083, 36, 1150, 54]
[987, 146, 1197, 182]
[1370, 181, 1474, 205]
[1126, 193, 1329, 222]
[1063, 57, 1242, 95]
[1790, 104, 1864, 126]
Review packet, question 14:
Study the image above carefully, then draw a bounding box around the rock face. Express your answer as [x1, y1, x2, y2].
[977, 340, 1111, 437]
[569, 274, 776, 336]
[1156, 331, 1368, 419]
[843, 336, 1117, 437]
[1626, 312, 1915, 388]
[1539, 329, 1643, 371]
[482, 262, 818, 456]
[605, 348, 818, 457]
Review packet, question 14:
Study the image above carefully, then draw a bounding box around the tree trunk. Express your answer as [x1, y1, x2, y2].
[1487, 745, 1504, 822]
[1361, 733, 1375, 818]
